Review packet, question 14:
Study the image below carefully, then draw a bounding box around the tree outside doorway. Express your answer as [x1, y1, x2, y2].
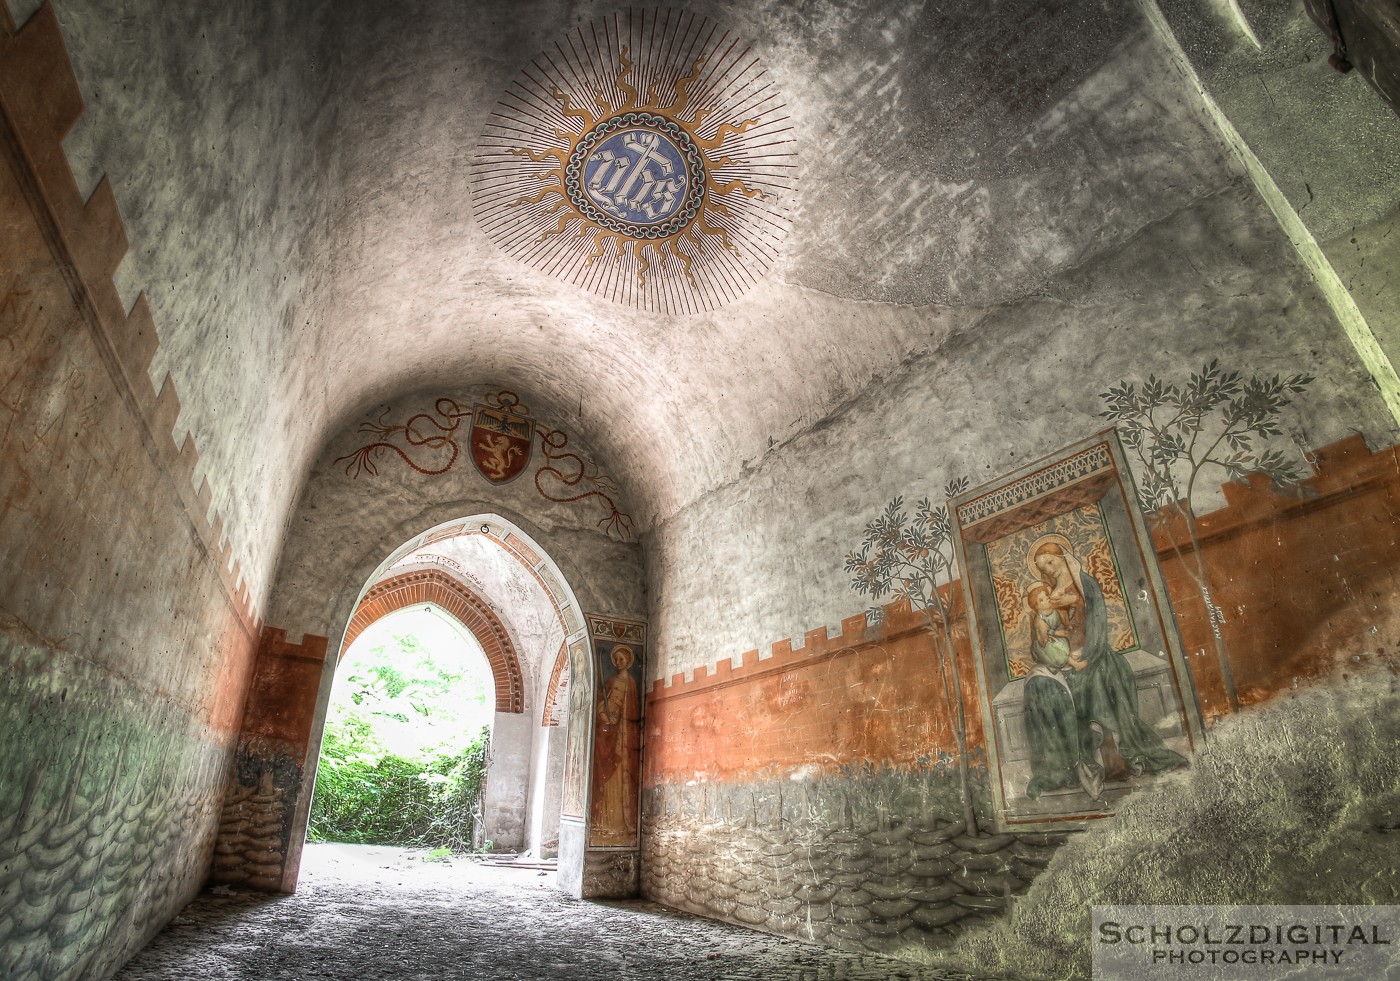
[309, 608, 494, 852]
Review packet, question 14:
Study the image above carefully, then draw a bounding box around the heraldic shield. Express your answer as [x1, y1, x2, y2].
[469, 392, 534, 484]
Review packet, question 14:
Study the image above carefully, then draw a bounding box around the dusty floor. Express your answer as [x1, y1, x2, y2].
[112, 844, 999, 980]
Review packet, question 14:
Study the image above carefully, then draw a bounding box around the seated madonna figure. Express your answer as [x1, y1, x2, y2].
[1027, 536, 1187, 788]
[1023, 582, 1104, 801]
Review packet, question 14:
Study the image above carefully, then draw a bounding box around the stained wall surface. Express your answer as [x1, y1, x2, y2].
[2, 0, 1400, 976]
[642, 439, 1400, 954]
[0, 8, 260, 976]
[634, 0, 1400, 961]
[644, 14, 1398, 683]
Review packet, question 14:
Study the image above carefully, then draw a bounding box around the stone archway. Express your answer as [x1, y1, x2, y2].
[542, 644, 568, 727]
[212, 514, 599, 898]
[344, 569, 525, 714]
[315, 515, 594, 893]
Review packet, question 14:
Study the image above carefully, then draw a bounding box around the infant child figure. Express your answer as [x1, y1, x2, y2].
[1027, 584, 1071, 668]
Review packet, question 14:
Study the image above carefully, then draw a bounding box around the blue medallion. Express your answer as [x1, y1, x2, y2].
[582, 129, 689, 224]
[565, 113, 706, 238]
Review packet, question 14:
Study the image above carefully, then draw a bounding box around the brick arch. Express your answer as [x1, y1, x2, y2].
[542, 643, 568, 727]
[343, 569, 525, 713]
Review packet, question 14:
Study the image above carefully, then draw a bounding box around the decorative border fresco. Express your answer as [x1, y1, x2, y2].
[335, 392, 633, 540]
[471, 8, 795, 314]
[956, 443, 1114, 529]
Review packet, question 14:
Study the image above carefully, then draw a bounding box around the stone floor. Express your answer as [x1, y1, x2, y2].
[113, 844, 1001, 981]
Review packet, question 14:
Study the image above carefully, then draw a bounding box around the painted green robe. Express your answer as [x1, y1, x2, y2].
[1023, 569, 1186, 799]
[1071, 570, 1188, 776]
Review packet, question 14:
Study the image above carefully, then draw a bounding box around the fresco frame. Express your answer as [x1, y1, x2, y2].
[949, 430, 1206, 833]
[584, 613, 648, 850]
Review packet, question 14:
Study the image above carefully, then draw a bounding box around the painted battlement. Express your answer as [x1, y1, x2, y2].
[1152, 434, 1400, 549]
[0, 3, 260, 630]
[652, 435, 1400, 714]
[651, 600, 938, 700]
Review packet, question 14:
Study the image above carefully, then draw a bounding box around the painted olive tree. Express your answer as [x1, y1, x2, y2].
[1101, 360, 1312, 710]
[846, 478, 978, 833]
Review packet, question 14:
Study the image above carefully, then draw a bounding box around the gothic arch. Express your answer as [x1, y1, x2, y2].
[343, 569, 525, 714]
[542, 643, 568, 727]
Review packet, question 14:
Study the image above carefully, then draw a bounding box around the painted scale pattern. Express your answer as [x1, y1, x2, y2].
[643, 781, 1065, 956]
[0, 646, 228, 981]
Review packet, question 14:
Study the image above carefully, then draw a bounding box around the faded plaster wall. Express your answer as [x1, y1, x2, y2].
[5, 0, 1399, 972]
[1156, 0, 1400, 372]
[526, 698, 568, 857]
[0, 11, 260, 976]
[267, 384, 645, 646]
[636, 0, 1400, 964]
[646, 19, 1396, 687]
[43, 0, 1398, 602]
[48, 0, 340, 605]
[484, 711, 532, 851]
[640, 434, 1400, 957]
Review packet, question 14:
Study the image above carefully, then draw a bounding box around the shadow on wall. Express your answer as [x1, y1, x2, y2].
[941, 665, 1400, 980]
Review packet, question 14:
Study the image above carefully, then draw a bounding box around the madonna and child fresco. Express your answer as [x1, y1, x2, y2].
[1020, 536, 1187, 802]
[952, 434, 1206, 832]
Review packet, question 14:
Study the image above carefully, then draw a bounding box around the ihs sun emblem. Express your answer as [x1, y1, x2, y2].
[471, 10, 795, 314]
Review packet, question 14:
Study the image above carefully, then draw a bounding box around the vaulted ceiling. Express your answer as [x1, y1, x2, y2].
[40, 0, 1399, 601]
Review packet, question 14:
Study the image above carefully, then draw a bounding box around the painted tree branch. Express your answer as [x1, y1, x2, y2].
[1101, 360, 1312, 710]
[845, 478, 977, 833]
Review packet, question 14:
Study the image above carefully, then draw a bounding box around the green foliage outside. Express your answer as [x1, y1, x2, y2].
[309, 619, 493, 851]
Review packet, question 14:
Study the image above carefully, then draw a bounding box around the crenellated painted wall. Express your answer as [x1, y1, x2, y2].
[634, 12, 1400, 957]
[4, 0, 1400, 976]
[641, 438, 1400, 956]
[0, 8, 261, 977]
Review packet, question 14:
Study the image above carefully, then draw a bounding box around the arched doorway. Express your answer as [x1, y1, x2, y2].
[294, 515, 594, 893]
[311, 605, 496, 851]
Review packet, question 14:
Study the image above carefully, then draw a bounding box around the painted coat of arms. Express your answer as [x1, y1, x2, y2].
[950, 432, 1205, 832]
[469, 392, 533, 484]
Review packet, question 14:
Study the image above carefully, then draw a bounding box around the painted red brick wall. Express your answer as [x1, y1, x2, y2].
[239, 629, 329, 763]
[0, 7, 263, 976]
[1153, 435, 1400, 720]
[647, 435, 1400, 785]
[646, 603, 983, 785]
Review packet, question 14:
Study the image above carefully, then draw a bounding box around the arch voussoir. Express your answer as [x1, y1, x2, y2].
[344, 570, 525, 713]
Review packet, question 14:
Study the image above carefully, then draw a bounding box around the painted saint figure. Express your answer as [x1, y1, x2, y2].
[560, 643, 591, 817]
[1023, 580, 1102, 801]
[590, 643, 640, 838]
[1022, 537, 1187, 800]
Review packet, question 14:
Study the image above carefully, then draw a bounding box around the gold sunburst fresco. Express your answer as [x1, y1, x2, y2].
[470, 9, 796, 314]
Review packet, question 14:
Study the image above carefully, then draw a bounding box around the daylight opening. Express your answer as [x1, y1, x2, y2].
[309, 606, 494, 852]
